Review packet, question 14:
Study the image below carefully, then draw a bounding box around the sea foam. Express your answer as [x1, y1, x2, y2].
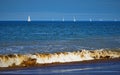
[0, 49, 120, 67]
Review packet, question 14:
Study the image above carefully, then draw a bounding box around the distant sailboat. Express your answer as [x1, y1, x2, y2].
[28, 16, 31, 22]
[73, 16, 76, 22]
[99, 19, 103, 21]
[114, 19, 117, 21]
[52, 18, 54, 21]
[89, 18, 92, 22]
[62, 17, 64, 22]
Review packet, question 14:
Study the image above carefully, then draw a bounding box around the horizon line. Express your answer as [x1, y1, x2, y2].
[0, 20, 120, 22]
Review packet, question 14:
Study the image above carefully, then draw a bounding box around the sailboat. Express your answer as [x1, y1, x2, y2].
[89, 18, 92, 22]
[73, 16, 76, 22]
[99, 19, 103, 21]
[52, 18, 54, 21]
[28, 16, 31, 22]
[114, 19, 117, 21]
[62, 17, 64, 22]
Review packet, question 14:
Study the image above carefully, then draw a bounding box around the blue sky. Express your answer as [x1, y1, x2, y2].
[0, 0, 120, 21]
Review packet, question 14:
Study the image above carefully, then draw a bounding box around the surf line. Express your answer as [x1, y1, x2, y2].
[0, 50, 120, 68]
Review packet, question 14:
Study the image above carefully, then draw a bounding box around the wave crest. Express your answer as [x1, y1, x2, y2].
[0, 49, 120, 67]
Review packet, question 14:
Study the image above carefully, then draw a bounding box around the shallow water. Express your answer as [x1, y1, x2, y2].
[0, 60, 120, 75]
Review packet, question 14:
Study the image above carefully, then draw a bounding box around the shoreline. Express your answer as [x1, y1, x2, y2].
[0, 50, 120, 70]
[0, 58, 120, 71]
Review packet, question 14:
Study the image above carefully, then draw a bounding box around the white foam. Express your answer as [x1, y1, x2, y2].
[0, 49, 120, 67]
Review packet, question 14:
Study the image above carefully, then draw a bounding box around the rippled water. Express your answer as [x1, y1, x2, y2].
[0, 21, 120, 74]
[0, 21, 120, 54]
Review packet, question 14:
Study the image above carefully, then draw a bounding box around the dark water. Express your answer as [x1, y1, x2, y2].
[0, 21, 120, 54]
[0, 21, 120, 75]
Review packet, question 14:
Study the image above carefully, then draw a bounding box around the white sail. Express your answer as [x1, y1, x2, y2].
[73, 16, 76, 22]
[28, 16, 31, 22]
[99, 19, 103, 21]
[62, 17, 64, 22]
[52, 18, 54, 21]
[90, 18, 92, 22]
[114, 19, 117, 21]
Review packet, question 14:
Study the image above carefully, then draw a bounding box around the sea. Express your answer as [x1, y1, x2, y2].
[0, 21, 120, 75]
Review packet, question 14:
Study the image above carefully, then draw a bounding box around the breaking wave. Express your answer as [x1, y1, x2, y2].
[0, 49, 120, 68]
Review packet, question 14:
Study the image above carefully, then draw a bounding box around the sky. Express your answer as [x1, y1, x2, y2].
[0, 0, 120, 21]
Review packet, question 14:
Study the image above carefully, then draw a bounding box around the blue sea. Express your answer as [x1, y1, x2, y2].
[0, 21, 120, 75]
